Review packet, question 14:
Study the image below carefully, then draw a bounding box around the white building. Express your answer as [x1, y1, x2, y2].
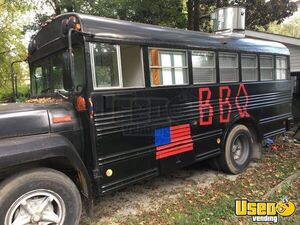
[245, 30, 300, 98]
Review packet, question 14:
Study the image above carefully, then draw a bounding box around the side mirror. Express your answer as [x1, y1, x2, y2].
[62, 51, 74, 91]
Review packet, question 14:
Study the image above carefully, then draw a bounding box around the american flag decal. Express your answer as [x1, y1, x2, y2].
[154, 124, 193, 160]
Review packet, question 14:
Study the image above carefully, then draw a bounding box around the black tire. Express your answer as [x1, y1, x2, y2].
[0, 168, 82, 225]
[216, 124, 253, 174]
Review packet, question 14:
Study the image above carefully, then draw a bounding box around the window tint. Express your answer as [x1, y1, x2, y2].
[219, 52, 239, 83]
[92, 43, 121, 88]
[276, 56, 287, 80]
[260, 55, 274, 81]
[242, 54, 258, 82]
[149, 48, 188, 86]
[192, 51, 216, 84]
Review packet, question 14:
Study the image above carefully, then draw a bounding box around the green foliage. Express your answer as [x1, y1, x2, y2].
[31, 0, 186, 29]
[187, 0, 298, 31]
[0, 82, 30, 103]
[0, 0, 32, 101]
[242, 0, 297, 30]
[259, 10, 300, 38]
[32, 0, 297, 32]
[17, 84, 31, 102]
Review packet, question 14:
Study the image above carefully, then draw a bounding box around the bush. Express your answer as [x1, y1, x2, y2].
[0, 84, 30, 103]
[17, 84, 30, 102]
[0, 91, 13, 103]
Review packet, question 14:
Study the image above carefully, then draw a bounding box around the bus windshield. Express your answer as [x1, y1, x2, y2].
[31, 47, 85, 96]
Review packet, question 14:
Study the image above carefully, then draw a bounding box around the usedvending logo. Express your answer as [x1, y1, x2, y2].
[235, 198, 296, 223]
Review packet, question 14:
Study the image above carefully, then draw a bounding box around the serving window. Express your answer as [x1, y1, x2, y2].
[91, 43, 144, 89]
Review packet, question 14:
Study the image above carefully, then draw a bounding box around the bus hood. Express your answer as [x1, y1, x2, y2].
[0, 102, 77, 139]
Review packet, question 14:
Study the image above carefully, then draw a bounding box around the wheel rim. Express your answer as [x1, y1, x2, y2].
[232, 134, 250, 166]
[5, 189, 66, 225]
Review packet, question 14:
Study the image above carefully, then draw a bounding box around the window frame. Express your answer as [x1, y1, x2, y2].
[259, 55, 275, 81]
[241, 53, 258, 82]
[218, 52, 239, 83]
[148, 47, 189, 87]
[275, 56, 288, 80]
[90, 42, 146, 90]
[191, 50, 216, 84]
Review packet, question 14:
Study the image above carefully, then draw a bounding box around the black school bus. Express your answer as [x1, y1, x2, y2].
[0, 13, 293, 224]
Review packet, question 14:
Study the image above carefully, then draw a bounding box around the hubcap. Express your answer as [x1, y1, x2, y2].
[232, 134, 250, 165]
[5, 189, 66, 225]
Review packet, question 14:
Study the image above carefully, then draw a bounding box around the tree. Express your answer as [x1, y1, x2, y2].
[31, 0, 186, 29]
[30, 0, 297, 33]
[261, 10, 300, 38]
[186, 0, 297, 32]
[244, 0, 297, 30]
[0, 0, 32, 102]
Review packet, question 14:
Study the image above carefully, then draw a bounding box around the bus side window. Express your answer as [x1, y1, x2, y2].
[92, 43, 121, 88]
[219, 52, 239, 83]
[260, 55, 274, 81]
[192, 50, 216, 84]
[241, 54, 258, 82]
[91, 43, 145, 89]
[276, 56, 288, 80]
[149, 48, 188, 86]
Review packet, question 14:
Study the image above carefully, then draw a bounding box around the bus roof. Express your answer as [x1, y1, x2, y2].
[32, 13, 290, 56]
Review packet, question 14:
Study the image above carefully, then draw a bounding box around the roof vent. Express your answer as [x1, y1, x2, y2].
[211, 7, 245, 37]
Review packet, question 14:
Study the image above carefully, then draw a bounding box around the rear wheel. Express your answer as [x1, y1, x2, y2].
[0, 168, 82, 225]
[215, 124, 253, 174]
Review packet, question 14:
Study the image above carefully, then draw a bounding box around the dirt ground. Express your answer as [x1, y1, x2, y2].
[80, 162, 258, 225]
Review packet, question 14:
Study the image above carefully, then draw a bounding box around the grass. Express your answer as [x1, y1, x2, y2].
[121, 137, 300, 225]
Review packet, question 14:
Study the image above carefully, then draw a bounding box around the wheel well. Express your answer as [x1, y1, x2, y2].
[0, 157, 92, 211]
[227, 118, 262, 159]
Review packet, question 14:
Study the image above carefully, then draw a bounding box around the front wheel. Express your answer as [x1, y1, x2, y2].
[217, 124, 253, 174]
[0, 168, 82, 225]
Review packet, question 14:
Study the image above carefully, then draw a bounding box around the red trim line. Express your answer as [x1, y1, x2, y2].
[156, 139, 192, 151]
[156, 144, 193, 159]
[170, 124, 190, 131]
[170, 131, 191, 139]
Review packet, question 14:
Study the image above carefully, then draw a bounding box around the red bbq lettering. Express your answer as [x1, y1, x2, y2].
[235, 84, 250, 118]
[198, 84, 250, 125]
[219, 86, 232, 123]
[199, 88, 213, 126]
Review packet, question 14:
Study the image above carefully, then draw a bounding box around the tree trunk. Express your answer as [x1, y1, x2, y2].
[187, 0, 194, 30]
[48, 0, 61, 15]
[193, 0, 200, 31]
[66, 6, 74, 12]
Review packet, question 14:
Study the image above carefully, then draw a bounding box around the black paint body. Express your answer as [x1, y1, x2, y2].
[0, 13, 293, 202]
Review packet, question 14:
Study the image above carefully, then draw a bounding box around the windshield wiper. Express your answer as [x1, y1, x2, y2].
[54, 90, 69, 100]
